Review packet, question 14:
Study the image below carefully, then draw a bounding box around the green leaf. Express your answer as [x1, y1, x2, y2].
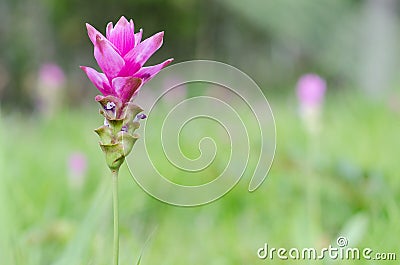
[135, 227, 158, 265]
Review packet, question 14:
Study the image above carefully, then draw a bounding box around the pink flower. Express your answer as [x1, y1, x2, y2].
[296, 73, 327, 135]
[39, 63, 66, 88]
[296, 73, 326, 108]
[81, 16, 173, 104]
[36, 63, 65, 117]
[67, 152, 88, 188]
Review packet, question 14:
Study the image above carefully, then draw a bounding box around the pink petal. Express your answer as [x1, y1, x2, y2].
[94, 35, 125, 80]
[106, 22, 114, 39]
[80, 66, 114, 95]
[107, 16, 135, 56]
[112, 77, 142, 103]
[134, 58, 173, 83]
[134, 29, 143, 47]
[86, 23, 106, 46]
[296, 74, 326, 107]
[122, 31, 164, 76]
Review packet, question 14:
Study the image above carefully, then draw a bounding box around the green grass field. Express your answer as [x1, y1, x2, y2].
[1, 91, 399, 264]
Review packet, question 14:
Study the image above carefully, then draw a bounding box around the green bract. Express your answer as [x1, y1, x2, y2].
[94, 95, 144, 171]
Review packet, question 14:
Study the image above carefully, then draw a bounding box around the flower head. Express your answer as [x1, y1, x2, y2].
[296, 73, 327, 135]
[81, 16, 172, 171]
[296, 73, 326, 108]
[36, 62, 65, 117]
[67, 152, 87, 188]
[39, 63, 66, 88]
[81, 16, 173, 105]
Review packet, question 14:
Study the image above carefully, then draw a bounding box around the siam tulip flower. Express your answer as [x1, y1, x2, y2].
[296, 73, 327, 134]
[81, 17, 173, 265]
[296, 73, 326, 109]
[67, 152, 87, 189]
[36, 62, 66, 117]
[80, 16, 173, 109]
[39, 63, 66, 88]
[296, 74, 326, 236]
[81, 16, 173, 171]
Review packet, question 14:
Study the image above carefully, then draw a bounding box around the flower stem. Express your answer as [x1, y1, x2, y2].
[112, 169, 119, 265]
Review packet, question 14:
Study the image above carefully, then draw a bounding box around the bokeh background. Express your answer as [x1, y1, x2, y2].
[1, 0, 399, 264]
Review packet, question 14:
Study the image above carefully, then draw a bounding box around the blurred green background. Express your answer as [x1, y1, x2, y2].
[1, 0, 400, 264]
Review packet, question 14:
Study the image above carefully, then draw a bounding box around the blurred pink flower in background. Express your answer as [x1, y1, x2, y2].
[36, 62, 66, 117]
[67, 152, 88, 189]
[296, 73, 326, 109]
[296, 73, 327, 134]
[81, 16, 173, 105]
[39, 63, 66, 88]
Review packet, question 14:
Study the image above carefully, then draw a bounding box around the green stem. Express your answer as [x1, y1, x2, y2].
[112, 169, 119, 265]
[306, 131, 321, 244]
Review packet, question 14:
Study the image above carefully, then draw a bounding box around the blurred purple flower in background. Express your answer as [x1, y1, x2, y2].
[296, 73, 327, 134]
[39, 63, 66, 88]
[67, 152, 87, 189]
[296, 73, 326, 109]
[81, 16, 173, 105]
[36, 63, 66, 117]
